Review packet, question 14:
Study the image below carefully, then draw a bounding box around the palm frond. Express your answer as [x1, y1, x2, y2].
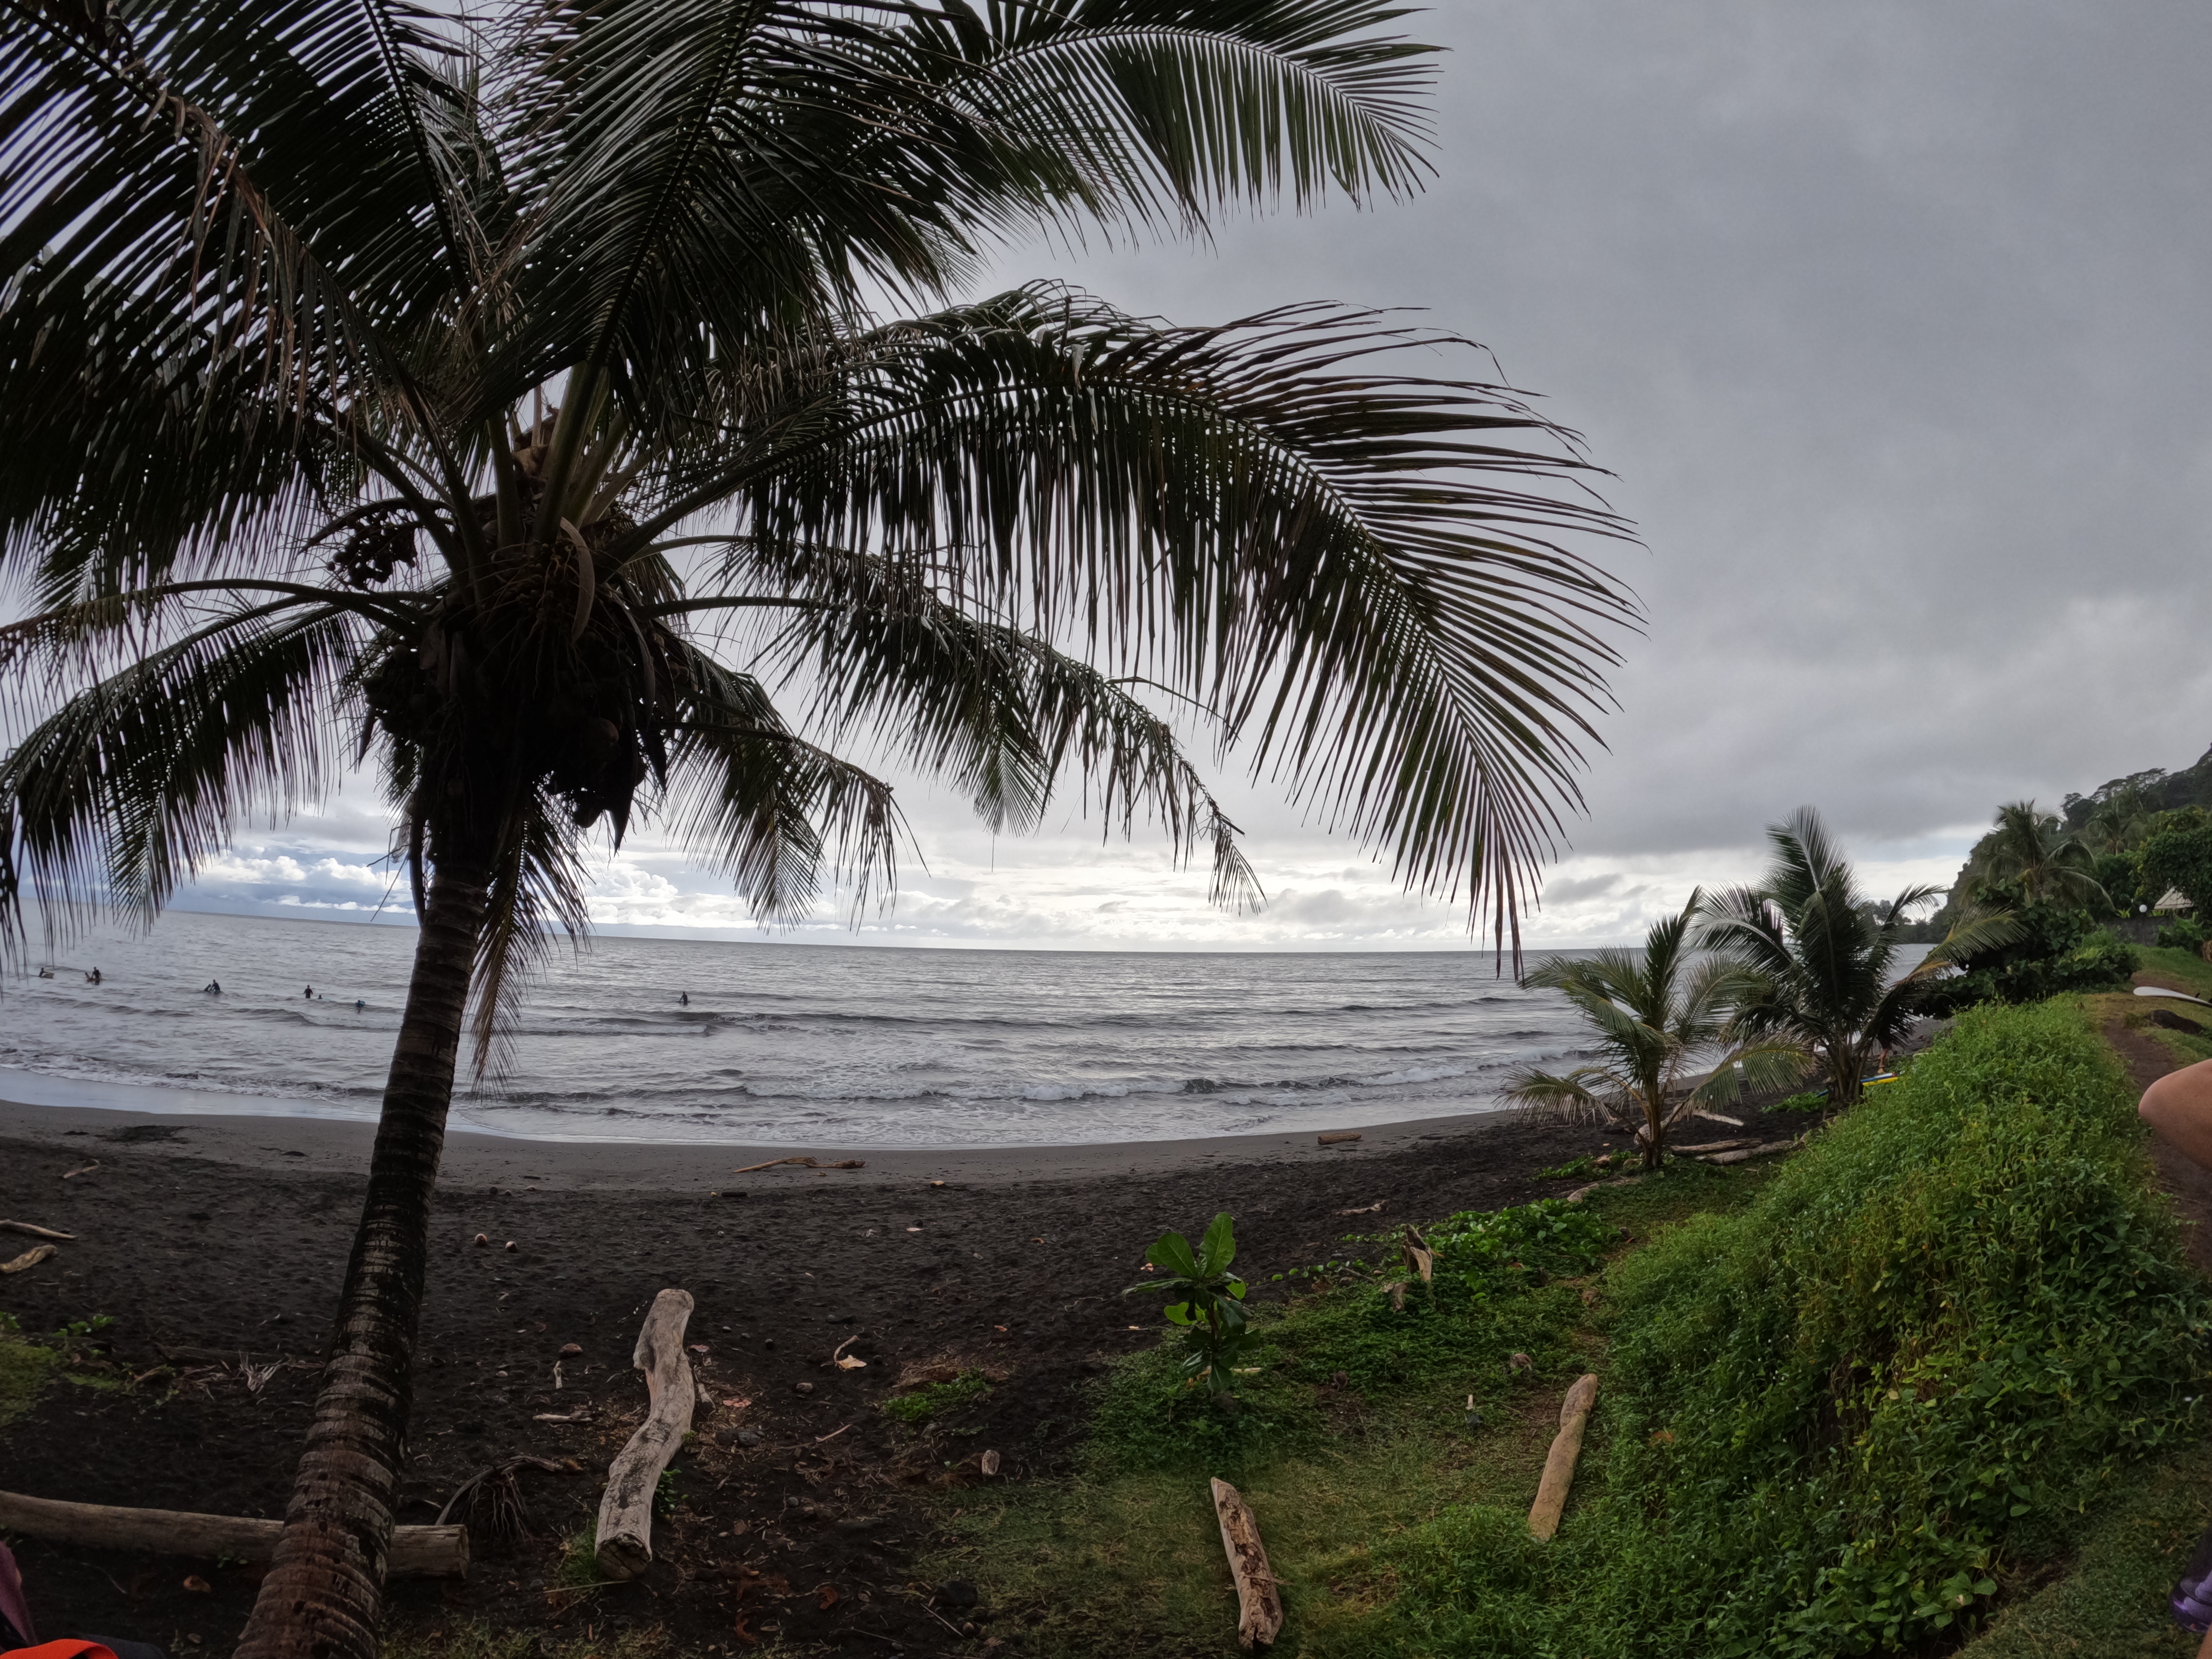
[0, 600, 365, 957]
[903, 0, 1436, 230]
[0, 0, 468, 592]
[657, 639, 903, 924]
[1683, 1039, 1810, 1106]
[1499, 1065, 1618, 1123]
[710, 549, 1264, 909]
[466, 787, 592, 1081]
[625, 285, 1636, 942]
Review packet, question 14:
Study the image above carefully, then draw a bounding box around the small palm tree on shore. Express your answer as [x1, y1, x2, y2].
[0, 6, 1637, 1656]
[1505, 897, 1792, 1170]
[1699, 808, 2021, 1110]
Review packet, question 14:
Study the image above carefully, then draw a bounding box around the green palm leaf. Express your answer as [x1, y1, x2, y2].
[626, 285, 1634, 936]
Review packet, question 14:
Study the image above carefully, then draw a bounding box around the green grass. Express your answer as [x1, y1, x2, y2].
[0, 1320, 58, 1432]
[1956, 1439, 2212, 1657]
[883, 1368, 992, 1424]
[919, 1158, 1779, 1657]
[2136, 946, 2212, 999]
[921, 1004, 2212, 1659]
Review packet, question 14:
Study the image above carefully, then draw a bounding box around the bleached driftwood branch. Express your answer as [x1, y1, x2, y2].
[594, 1288, 696, 1579]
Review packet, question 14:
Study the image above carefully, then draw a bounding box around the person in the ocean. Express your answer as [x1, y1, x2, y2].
[680, 991, 690, 1006]
[304, 986, 313, 999]
[354, 998, 365, 1012]
[203, 980, 220, 994]
[91, 968, 101, 984]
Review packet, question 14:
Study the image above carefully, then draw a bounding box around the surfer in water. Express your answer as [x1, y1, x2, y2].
[304, 986, 313, 1000]
[680, 991, 690, 1006]
[354, 998, 366, 1012]
[203, 980, 221, 994]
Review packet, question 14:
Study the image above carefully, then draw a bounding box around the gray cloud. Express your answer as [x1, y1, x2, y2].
[981, 0, 2212, 871]
[136, 4, 2212, 947]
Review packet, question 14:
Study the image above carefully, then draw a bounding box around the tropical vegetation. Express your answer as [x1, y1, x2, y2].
[928, 1002, 2212, 1658]
[0, 4, 1639, 1656]
[1981, 799, 2106, 909]
[1696, 806, 2021, 1108]
[1504, 897, 1794, 1168]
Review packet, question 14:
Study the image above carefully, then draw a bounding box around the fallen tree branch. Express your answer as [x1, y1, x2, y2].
[1210, 1478, 1284, 1649]
[0, 1245, 57, 1275]
[0, 1221, 74, 1240]
[1528, 1374, 1601, 1540]
[1702, 1139, 1798, 1166]
[0, 1490, 466, 1577]
[729, 1155, 866, 1174]
[594, 1289, 697, 1580]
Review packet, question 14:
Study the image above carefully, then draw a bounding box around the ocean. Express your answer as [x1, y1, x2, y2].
[1, 910, 1599, 1147]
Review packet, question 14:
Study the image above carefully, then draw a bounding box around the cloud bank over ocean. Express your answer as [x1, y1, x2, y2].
[135, 2, 2212, 950]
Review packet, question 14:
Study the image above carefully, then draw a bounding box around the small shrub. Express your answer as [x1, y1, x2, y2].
[1126, 1212, 1251, 1392]
[2158, 915, 2208, 952]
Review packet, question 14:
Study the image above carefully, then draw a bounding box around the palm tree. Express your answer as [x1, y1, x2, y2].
[0, 5, 1638, 1656]
[1699, 809, 2021, 1110]
[2081, 783, 2158, 856]
[1984, 799, 2107, 908]
[1504, 897, 1792, 1171]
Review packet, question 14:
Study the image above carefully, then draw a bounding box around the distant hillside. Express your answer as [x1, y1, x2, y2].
[1901, 742, 2212, 939]
[2060, 745, 2212, 828]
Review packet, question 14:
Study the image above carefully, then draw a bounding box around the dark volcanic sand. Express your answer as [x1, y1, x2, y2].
[0, 1098, 1810, 1655]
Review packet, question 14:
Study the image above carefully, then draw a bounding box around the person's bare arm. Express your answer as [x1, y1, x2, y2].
[2139, 1058, 2212, 1172]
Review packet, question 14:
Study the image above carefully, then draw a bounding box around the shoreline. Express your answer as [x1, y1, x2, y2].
[0, 1066, 1818, 1653]
[0, 1092, 1514, 1189]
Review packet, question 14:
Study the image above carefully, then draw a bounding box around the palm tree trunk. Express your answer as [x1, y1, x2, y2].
[1827, 1037, 1866, 1110]
[237, 841, 491, 1659]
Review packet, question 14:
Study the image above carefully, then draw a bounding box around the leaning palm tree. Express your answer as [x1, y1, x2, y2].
[1504, 896, 1791, 1170]
[1983, 799, 2107, 908]
[0, 4, 1637, 1657]
[1699, 808, 2022, 1110]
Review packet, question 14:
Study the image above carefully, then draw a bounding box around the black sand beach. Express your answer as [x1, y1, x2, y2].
[0, 1095, 1810, 1653]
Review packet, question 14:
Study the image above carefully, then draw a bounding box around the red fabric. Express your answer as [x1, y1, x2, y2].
[4, 1642, 120, 1659]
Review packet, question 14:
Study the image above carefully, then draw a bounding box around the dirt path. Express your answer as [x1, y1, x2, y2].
[2102, 1015, 2212, 1276]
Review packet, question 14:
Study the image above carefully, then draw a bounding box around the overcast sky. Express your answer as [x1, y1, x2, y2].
[176, 1, 2212, 951]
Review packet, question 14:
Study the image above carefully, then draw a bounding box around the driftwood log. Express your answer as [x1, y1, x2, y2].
[0, 1491, 466, 1578]
[1528, 1374, 1600, 1540]
[1702, 1139, 1797, 1166]
[594, 1288, 697, 1580]
[1210, 1478, 1284, 1649]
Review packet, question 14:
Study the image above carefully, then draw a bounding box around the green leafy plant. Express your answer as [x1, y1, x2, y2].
[1536, 1154, 1600, 1180]
[1127, 1213, 1252, 1392]
[2140, 818, 2212, 916]
[1307, 1003, 2212, 1659]
[1770, 1089, 1827, 1112]
[2158, 915, 2209, 952]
